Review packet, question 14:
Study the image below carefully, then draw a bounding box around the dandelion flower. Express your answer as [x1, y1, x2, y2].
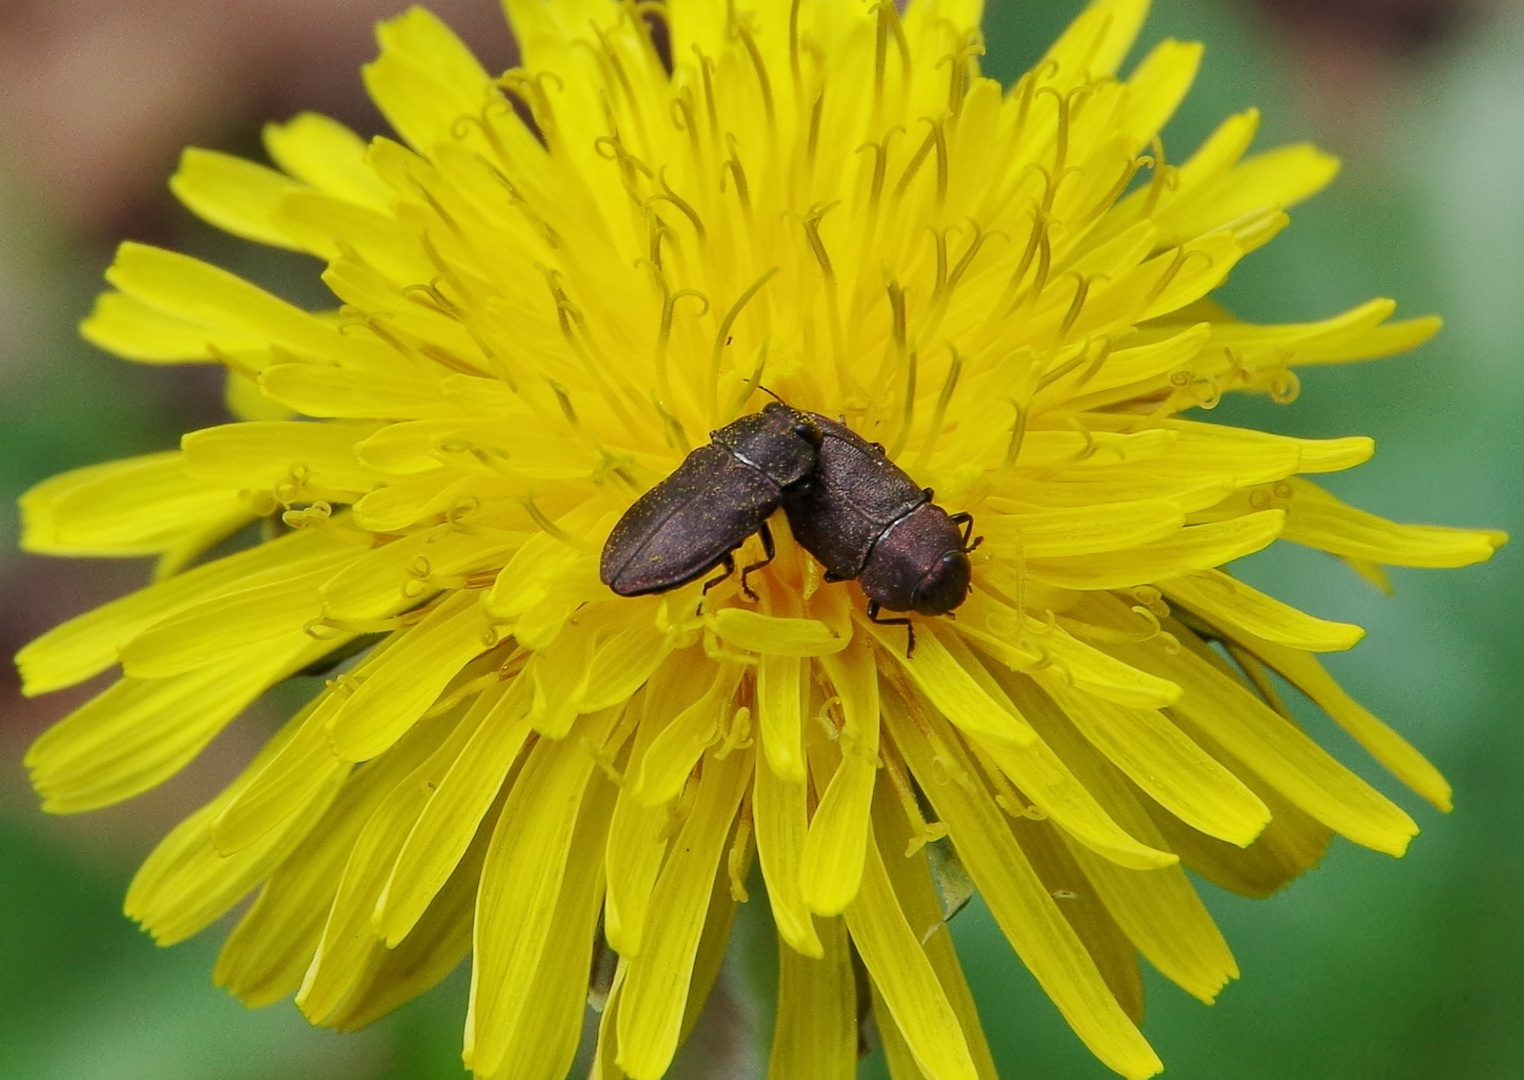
[16, 0, 1505, 1077]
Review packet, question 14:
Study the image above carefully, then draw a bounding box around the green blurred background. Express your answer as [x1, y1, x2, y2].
[0, 0, 1517, 1077]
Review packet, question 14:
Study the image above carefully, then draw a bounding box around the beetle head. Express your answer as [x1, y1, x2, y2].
[910, 549, 972, 615]
[761, 401, 823, 449]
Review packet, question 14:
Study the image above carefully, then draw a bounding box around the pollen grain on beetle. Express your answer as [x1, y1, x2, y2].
[15, 1, 1505, 1078]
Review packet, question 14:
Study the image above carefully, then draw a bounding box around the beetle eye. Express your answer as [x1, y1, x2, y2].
[793, 421, 823, 448]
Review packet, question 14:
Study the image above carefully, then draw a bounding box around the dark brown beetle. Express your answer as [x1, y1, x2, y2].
[600, 402, 822, 599]
[783, 413, 978, 654]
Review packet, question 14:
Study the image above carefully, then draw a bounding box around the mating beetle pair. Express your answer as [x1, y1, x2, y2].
[599, 401, 979, 652]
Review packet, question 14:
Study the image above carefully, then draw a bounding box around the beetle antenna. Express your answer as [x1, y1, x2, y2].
[755, 383, 783, 404]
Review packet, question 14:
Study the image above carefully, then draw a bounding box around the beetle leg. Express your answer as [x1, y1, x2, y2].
[867, 600, 916, 657]
[822, 569, 848, 583]
[700, 554, 737, 602]
[738, 522, 776, 600]
[949, 511, 983, 552]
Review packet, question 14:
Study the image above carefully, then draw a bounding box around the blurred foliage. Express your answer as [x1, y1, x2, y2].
[0, 0, 1518, 1077]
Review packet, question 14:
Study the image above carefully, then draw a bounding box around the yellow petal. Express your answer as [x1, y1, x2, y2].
[19, 452, 246, 557]
[488, 776, 614, 1080]
[169, 147, 307, 250]
[756, 652, 806, 783]
[27, 634, 324, 813]
[365, 8, 495, 155]
[710, 607, 849, 656]
[260, 362, 450, 419]
[603, 687, 678, 958]
[804, 737, 877, 913]
[1296, 314, 1442, 365]
[1238, 636, 1452, 812]
[871, 620, 1036, 747]
[1004, 426, 1179, 473]
[1119, 39, 1202, 148]
[16, 526, 340, 695]
[321, 525, 523, 622]
[1042, 0, 1149, 83]
[677, 831, 747, 1049]
[101, 243, 382, 369]
[928, 631, 1177, 870]
[375, 675, 534, 945]
[1170, 108, 1259, 195]
[299, 757, 491, 1030]
[1158, 144, 1341, 242]
[485, 529, 587, 619]
[1067, 324, 1213, 408]
[272, 191, 405, 266]
[842, 817, 979, 1080]
[1145, 771, 1332, 899]
[888, 699, 1163, 1079]
[216, 716, 452, 1007]
[297, 724, 464, 1024]
[1029, 510, 1285, 591]
[1015, 689, 1239, 1001]
[529, 613, 603, 737]
[211, 691, 352, 856]
[1125, 625, 1418, 855]
[124, 709, 344, 945]
[326, 591, 492, 761]
[665, 0, 726, 67]
[1092, 413, 1304, 486]
[754, 734, 824, 957]
[870, 782, 1001, 1080]
[1161, 568, 1364, 651]
[1293, 435, 1377, 473]
[767, 917, 857, 1080]
[225, 369, 295, 420]
[118, 561, 343, 678]
[586, 962, 630, 1080]
[305, 839, 477, 1031]
[80, 290, 260, 364]
[1038, 677, 1270, 845]
[467, 706, 625, 1075]
[181, 420, 384, 494]
[1283, 477, 1505, 568]
[1159, 418, 1371, 476]
[960, 592, 1183, 709]
[801, 640, 882, 914]
[1139, 233, 1244, 320]
[904, 0, 983, 56]
[1009, 813, 1146, 1022]
[576, 605, 675, 711]
[355, 417, 597, 477]
[871, 976, 931, 1080]
[263, 111, 391, 208]
[980, 498, 1186, 560]
[616, 748, 751, 1080]
[629, 662, 742, 806]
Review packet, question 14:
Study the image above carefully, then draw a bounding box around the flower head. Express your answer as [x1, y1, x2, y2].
[16, 0, 1505, 1077]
